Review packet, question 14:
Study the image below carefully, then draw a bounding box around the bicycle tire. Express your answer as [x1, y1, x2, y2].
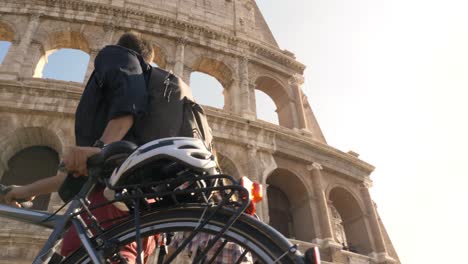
[62, 205, 304, 264]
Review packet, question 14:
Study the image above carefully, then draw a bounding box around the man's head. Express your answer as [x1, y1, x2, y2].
[117, 32, 154, 62]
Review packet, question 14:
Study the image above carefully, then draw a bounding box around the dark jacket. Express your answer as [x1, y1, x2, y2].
[74, 45, 149, 147]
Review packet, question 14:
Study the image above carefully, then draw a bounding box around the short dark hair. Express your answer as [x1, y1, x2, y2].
[117, 32, 154, 62]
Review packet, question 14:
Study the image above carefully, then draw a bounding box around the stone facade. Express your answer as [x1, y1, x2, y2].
[0, 0, 399, 263]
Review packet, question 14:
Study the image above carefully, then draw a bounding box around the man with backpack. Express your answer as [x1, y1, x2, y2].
[1, 32, 158, 263]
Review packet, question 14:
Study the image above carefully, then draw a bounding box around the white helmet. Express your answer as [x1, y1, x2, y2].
[107, 137, 218, 188]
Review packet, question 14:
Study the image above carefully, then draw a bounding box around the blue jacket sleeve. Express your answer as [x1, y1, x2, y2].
[94, 45, 148, 121]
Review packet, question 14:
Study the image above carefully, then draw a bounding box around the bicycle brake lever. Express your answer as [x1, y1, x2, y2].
[0, 184, 33, 209]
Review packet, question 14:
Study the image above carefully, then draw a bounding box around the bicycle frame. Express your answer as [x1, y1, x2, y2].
[0, 174, 104, 264]
[0, 171, 251, 264]
[0, 203, 60, 229]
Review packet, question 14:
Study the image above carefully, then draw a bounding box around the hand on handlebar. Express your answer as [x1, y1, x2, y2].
[62, 146, 101, 177]
[0, 185, 35, 208]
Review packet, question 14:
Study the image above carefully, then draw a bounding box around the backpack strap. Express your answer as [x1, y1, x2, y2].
[182, 97, 213, 151]
[147, 67, 177, 102]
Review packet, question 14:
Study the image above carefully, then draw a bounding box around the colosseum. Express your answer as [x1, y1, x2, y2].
[0, 0, 399, 263]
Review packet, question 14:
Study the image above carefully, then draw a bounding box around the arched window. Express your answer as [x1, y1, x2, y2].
[190, 71, 224, 109]
[38, 48, 90, 83]
[255, 76, 294, 128]
[1, 146, 59, 211]
[329, 187, 372, 254]
[267, 185, 293, 237]
[0, 41, 12, 65]
[266, 168, 316, 240]
[255, 89, 279, 125]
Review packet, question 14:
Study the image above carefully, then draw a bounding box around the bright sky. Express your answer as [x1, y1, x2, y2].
[256, 0, 468, 263]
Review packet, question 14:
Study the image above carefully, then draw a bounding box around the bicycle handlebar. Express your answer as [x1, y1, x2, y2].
[0, 184, 33, 209]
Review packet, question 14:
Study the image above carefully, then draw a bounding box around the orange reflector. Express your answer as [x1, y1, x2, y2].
[240, 177, 263, 203]
[252, 182, 263, 203]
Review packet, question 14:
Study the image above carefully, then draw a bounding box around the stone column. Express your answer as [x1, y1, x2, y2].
[223, 77, 237, 112]
[245, 143, 265, 220]
[0, 39, 20, 80]
[181, 66, 191, 85]
[84, 48, 99, 82]
[0, 15, 41, 79]
[276, 98, 297, 129]
[173, 37, 187, 78]
[21, 42, 45, 78]
[243, 142, 277, 223]
[12, 14, 41, 73]
[238, 56, 255, 119]
[101, 25, 116, 47]
[289, 74, 308, 130]
[360, 184, 388, 255]
[307, 163, 343, 263]
[307, 162, 334, 242]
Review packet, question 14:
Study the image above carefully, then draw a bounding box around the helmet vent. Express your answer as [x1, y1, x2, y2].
[179, 145, 198, 149]
[191, 152, 210, 159]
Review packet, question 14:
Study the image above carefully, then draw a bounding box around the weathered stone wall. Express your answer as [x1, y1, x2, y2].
[0, 0, 399, 263]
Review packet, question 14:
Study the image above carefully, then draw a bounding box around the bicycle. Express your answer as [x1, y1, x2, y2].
[0, 137, 320, 264]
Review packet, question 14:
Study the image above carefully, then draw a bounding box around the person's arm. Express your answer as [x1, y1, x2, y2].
[1, 171, 67, 207]
[64, 48, 146, 176]
[63, 115, 134, 176]
[99, 115, 134, 144]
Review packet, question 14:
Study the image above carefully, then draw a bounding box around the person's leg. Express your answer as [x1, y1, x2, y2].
[118, 236, 157, 264]
[61, 187, 156, 261]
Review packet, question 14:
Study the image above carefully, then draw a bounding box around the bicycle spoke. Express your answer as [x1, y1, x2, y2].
[163, 230, 201, 263]
[134, 197, 143, 264]
[205, 238, 229, 264]
[234, 248, 250, 264]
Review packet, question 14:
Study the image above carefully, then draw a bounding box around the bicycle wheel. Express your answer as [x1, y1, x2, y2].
[62, 205, 305, 264]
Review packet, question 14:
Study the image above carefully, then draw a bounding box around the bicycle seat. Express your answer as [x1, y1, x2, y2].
[87, 141, 138, 172]
[101, 141, 138, 160]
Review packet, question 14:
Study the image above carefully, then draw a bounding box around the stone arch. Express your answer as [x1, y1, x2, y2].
[45, 31, 90, 52]
[325, 183, 366, 210]
[0, 127, 64, 176]
[190, 57, 234, 89]
[215, 152, 240, 179]
[1, 146, 59, 211]
[0, 127, 64, 211]
[254, 75, 295, 128]
[266, 168, 316, 240]
[188, 56, 234, 110]
[328, 186, 373, 254]
[33, 31, 90, 78]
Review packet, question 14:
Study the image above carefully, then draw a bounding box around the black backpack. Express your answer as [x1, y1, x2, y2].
[134, 67, 214, 150]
